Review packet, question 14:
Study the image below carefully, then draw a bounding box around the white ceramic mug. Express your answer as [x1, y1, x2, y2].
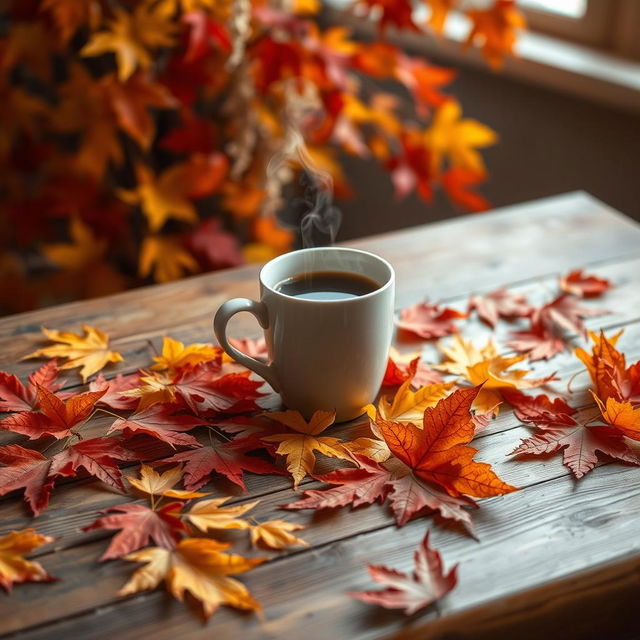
[213, 247, 395, 422]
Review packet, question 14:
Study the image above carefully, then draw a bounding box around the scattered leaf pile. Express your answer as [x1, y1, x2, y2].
[1, 266, 636, 622]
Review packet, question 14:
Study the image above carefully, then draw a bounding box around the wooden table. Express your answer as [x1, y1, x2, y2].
[2, 191, 640, 639]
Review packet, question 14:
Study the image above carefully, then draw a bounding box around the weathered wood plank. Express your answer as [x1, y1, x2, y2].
[7, 463, 640, 640]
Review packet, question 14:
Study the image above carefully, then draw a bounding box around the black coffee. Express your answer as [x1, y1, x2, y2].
[275, 271, 379, 301]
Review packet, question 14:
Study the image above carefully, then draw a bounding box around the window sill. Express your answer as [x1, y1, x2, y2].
[323, 6, 640, 115]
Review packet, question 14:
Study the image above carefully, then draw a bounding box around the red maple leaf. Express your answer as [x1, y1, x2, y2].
[174, 362, 264, 416]
[508, 294, 608, 361]
[0, 445, 55, 515]
[181, 10, 231, 62]
[441, 167, 490, 213]
[396, 300, 467, 339]
[355, 0, 420, 33]
[350, 531, 457, 614]
[89, 373, 141, 411]
[83, 502, 188, 560]
[49, 437, 137, 491]
[560, 269, 612, 298]
[187, 219, 243, 271]
[162, 435, 283, 491]
[506, 389, 640, 478]
[0, 386, 106, 439]
[0, 360, 63, 412]
[382, 355, 444, 388]
[107, 404, 204, 447]
[467, 287, 532, 328]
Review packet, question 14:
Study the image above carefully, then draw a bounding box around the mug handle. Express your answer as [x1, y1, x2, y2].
[213, 298, 280, 392]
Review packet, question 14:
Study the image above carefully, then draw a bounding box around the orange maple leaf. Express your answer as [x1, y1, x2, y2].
[0, 529, 55, 592]
[377, 386, 516, 498]
[119, 538, 265, 618]
[465, 0, 526, 69]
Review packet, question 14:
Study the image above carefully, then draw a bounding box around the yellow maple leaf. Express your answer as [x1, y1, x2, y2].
[128, 464, 210, 500]
[262, 410, 350, 487]
[125, 370, 176, 408]
[250, 520, 309, 549]
[423, 99, 497, 175]
[121, 166, 198, 233]
[0, 529, 55, 592]
[139, 235, 199, 284]
[23, 325, 123, 382]
[339, 436, 391, 463]
[151, 337, 221, 375]
[119, 538, 265, 618]
[436, 335, 553, 415]
[42, 217, 107, 270]
[186, 497, 258, 532]
[367, 378, 455, 424]
[81, 4, 176, 81]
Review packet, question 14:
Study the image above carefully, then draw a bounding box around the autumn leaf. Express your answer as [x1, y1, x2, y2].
[340, 436, 391, 463]
[0, 529, 55, 592]
[139, 235, 199, 283]
[0, 446, 55, 515]
[560, 269, 612, 298]
[50, 437, 137, 491]
[101, 73, 177, 149]
[262, 409, 350, 487]
[396, 300, 467, 339]
[163, 434, 283, 491]
[1, 385, 106, 439]
[174, 362, 265, 416]
[441, 167, 490, 212]
[108, 404, 204, 447]
[227, 337, 268, 361]
[465, 0, 526, 69]
[423, 99, 497, 176]
[350, 531, 457, 614]
[42, 217, 107, 270]
[0, 360, 63, 412]
[384, 352, 444, 389]
[378, 386, 516, 499]
[89, 372, 140, 411]
[250, 520, 308, 549]
[185, 497, 257, 532]
[436, 335, 556, 414]
[23, 325, 123, 382]
[592, 394, 640, 441]
[41, 0, 102, 45]
[508, 294, 608, 361]
[467, 287, 532, 328]
[354, 0, 420, 32]
[286, 449, 477, 530]
[151, 336, 221, 375]
[121, 165, 198, 232]
[506, 390, 640, 478]
[188, 219, 243, 271]
[81, 4, 177, 81]
[119, 538, 265, 618]
[83, 502, 188, 560]
[371, 376, 455, 424]
[128, 463, 209, 500]
[575, 330, 640, 405]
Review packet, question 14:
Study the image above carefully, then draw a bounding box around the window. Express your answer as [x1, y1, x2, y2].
[520, 0, 640, 59]
[519, 0, 587, 19]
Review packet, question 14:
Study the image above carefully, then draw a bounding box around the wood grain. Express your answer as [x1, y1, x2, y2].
[2, 192, 640, 640]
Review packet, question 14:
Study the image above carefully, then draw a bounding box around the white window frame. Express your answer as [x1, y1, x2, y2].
[521, 0, 640, 59]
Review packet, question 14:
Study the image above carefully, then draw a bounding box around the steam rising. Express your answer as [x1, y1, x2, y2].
[264, 86, 342, 248]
